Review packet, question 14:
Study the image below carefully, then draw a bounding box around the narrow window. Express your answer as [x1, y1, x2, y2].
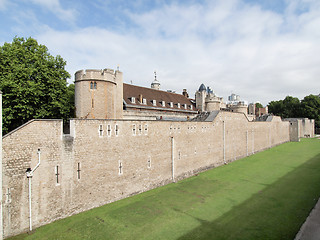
[147, 157, 151, 168]
[138, 125, 142, 135]
[170, 102, 173, 108]
[162, 101, 165, 107]
[184, 104, 187, 109]
[177, 103, 180, 108]
[6, 188, 11, 203]
[190, 105, 193, 110]
[132, 124, 136, 136]
[99, 124, 103, 137]
[115, 124, 119, 136]
[55, 166, 60, 184]
[178, 151, 181, 160]
[90, 81, 97, 89]
[143, 98, 147, 105]
[152, 100, 157, 106]
[92, 99, 94, 108]
[107, 124, 111, 136]
[131, 97, 135, 104]
[77, 162, 81, 180]
[144, 124, 148, 135]
[119, 161, 123, 175]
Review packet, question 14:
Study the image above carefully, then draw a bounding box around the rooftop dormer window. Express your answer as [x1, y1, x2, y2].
[131, 97, 136, 104]
[152, 100, 157, 106]
[190, 105, 193, 110]
[162, 101, 165, 107]
[184, 104, 187, 109]
[177, 103, 180, 108]
[170, 102, 173, 108]
[143, 98, 147, 105]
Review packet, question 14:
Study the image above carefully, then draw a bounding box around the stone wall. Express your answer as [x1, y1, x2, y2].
[284, 118, 315, 141]
[2, 112, 291, 237]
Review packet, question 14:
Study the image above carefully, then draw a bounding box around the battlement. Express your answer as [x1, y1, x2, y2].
[75, 68, 121, 82]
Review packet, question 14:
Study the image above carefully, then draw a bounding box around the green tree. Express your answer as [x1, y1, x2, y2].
[301, 94, 320, 128]
[268, 96, 301, 118]
[0, 37, 74, 134]
[268, 100, 285, 118]
[255, 103, 263, 108]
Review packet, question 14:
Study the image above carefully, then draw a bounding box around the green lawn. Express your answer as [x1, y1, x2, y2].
[9, 138, 320, 240]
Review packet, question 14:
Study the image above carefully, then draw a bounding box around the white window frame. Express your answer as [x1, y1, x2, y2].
[144, 124, 148, 135]
[143, 98, 147, 105]
[162, 101, 165, 107]
[147, 156, 152, 169]
[118, 161, 123, 175]
[107, 124, 111, 137]
[170, 102, 173, 108]
[115, 124, 119, 136]
[99, 124, 103, 137]
[131, 97, 136, 104]
[55, 165, 60, 185]
[132, 124, 136, 136]
[77, 162, 81, 180]
[152, 100, 157, 106]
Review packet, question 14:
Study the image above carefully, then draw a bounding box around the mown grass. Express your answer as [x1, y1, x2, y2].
[9, 138, 320, 240]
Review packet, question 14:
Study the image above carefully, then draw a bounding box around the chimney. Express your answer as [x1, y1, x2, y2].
[182, 89, 189, 98]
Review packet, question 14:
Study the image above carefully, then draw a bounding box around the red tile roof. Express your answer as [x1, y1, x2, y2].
[123, 83, 196, 112]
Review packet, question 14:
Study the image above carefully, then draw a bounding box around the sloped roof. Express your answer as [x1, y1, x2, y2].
[199, 83, 206, 91]
[123, 83, 196, 112]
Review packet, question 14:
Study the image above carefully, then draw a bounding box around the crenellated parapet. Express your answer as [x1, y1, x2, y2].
[75, 69, 121, 84]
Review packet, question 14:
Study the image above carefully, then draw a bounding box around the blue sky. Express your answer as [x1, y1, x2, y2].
[1, 0, 319, 105]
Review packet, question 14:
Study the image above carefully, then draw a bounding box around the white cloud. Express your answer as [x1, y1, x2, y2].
[35, 0, 320, 105]
[0, 0, 7, 10]
[29, 0, 77, 23]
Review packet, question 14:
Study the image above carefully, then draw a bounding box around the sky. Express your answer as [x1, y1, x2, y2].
[0, 0, 319, 105]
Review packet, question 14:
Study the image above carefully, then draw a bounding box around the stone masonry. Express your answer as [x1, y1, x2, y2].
[2, 111, 293, 238]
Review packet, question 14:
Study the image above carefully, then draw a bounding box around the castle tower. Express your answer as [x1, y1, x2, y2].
[195, 83, 207, 112]
[151, 71, 160, 90]
[75, 69, 123, 119]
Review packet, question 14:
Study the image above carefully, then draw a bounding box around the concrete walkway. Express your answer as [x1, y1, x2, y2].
[295, 198, 320, 240]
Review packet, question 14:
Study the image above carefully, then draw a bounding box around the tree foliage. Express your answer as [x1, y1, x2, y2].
[0, 37, 74, 134]
[255, 103, 263, 108]
[268, 95, 320, 128]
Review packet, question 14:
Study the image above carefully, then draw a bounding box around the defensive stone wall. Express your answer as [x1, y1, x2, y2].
[2, 112, 291, 237]
[284, 118, 315, 141]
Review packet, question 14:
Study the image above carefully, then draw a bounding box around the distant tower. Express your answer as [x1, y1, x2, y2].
[74, 68, 123, 119]
[151, 71, 160, 90]
[195, 83, 207, 112]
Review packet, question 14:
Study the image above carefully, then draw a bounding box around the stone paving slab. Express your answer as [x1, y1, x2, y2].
[295, 198, 320, 240]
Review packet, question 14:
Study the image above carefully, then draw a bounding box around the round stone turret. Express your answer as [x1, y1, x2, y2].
[75, 68, 123, 119]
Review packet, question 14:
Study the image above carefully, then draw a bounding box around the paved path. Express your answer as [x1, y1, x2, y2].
[295, 198, 320, 240]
